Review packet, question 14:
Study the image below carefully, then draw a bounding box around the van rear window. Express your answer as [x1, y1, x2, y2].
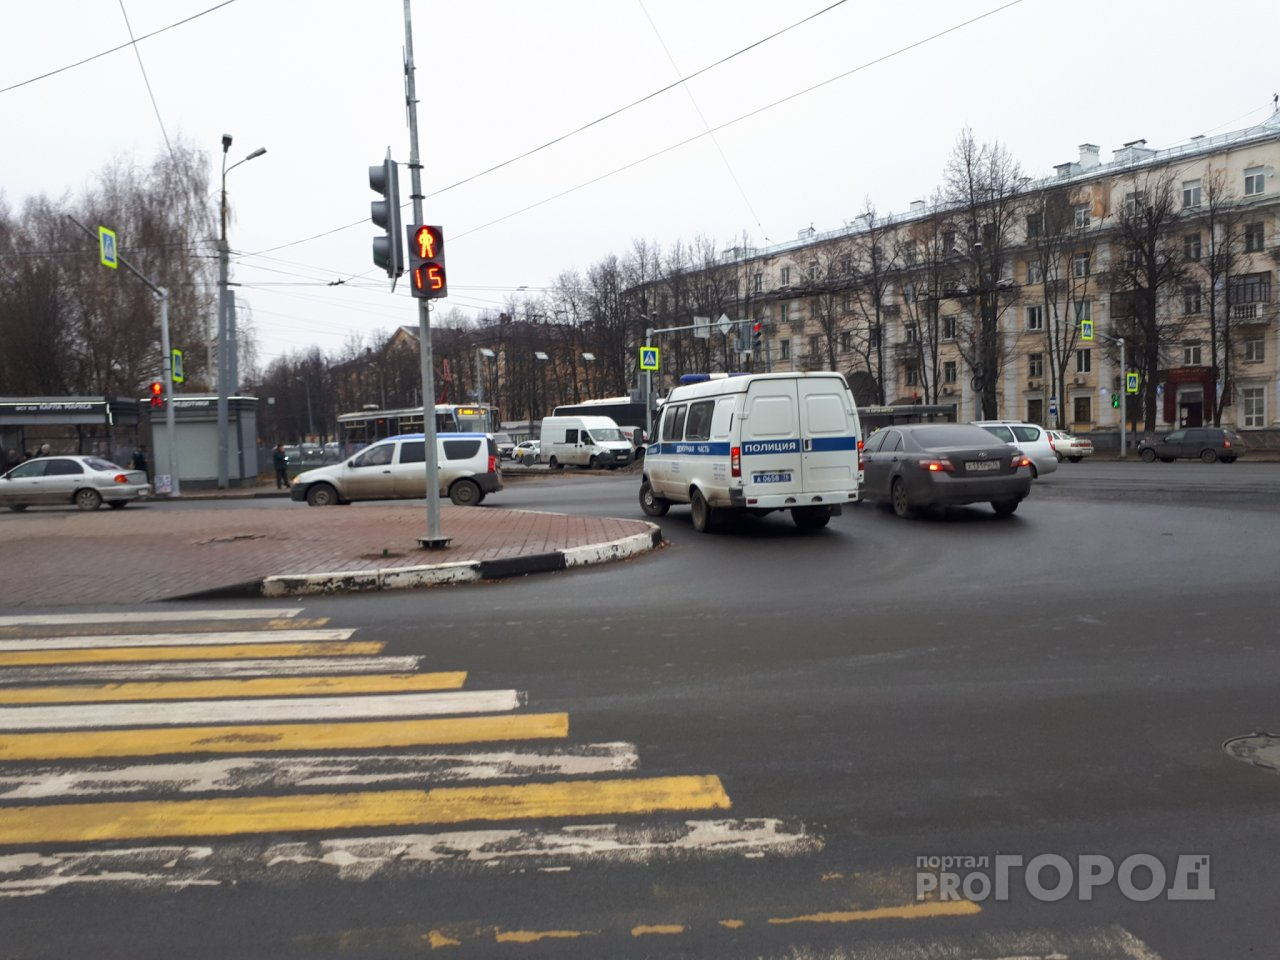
[443, 439, 481, 460]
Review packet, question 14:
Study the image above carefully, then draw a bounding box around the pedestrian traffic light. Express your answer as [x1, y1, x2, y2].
[369, 156, 404, 279]
[752, 322, 763, 351]
[149, 380, 164, 409]
[1111, 391, 1120, 409]
[408, 224, 448, 299]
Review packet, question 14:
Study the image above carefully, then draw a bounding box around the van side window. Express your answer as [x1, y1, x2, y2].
[353, 444, 393, 467]
[442, 439, 481, 460]
[399, 441, 425, 463]
[685, 400, 714, 441]
[566, 429, 578, 444]
[710, 397, 735, 439]
[663, 404, 687, 441]
[581, 432, 592, 445]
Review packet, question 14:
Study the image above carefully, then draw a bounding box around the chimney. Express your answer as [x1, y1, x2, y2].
[1078, 144, 1100, 169]
[909, 200, 925, 213]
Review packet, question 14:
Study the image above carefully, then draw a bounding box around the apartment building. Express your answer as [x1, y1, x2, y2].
[646, 110, 1280, 444]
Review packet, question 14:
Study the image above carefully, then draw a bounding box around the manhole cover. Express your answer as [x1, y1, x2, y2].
[1223, 733, 1280, 772]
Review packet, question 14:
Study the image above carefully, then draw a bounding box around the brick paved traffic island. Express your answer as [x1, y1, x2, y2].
[0, 503, 660, 607]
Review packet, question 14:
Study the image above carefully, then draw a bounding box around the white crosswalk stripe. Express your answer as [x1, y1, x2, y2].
[0, 656, 424, 684]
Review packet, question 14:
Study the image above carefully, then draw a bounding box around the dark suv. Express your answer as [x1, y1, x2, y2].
[1138, 427, 1244, 463]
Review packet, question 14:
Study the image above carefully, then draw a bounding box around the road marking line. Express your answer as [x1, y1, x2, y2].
[718, 919, 745, 929]
[767, 901, 982, 924]
[0, 609, 305, 627]
[0, 656, 424, 685]
[0, 629, 356, 651]
[0, 712, 569, 761]
[0, 775, 729, 844]
[426, 930, 460, 949]
[0, 818, 814, 895]
[0, 743, 640, 800]
[631, 924, 684, 936]
[0, 641, 384, 667]
[0, 689, 520, 731]
[495, 930, 594, 943]
[0, 672, 467, 705]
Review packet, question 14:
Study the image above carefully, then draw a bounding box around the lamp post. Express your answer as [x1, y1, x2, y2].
[476, 347, 495, 405]
[217, 134, 267, 488]
[534, 351, 549, 428]
[582, 352, 596, 399]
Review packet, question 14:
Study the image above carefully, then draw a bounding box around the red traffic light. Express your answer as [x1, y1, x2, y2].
[407, 225, 447, 299]
[149, 380, 164, 408]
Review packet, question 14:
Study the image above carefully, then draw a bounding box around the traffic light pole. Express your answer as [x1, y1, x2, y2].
[1097, 331, 1127, 459]
[401, 0, 448, 548]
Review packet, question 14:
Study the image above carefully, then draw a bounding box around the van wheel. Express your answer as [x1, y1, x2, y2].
[891, 478, 914, 519]
[1140, 448, 1156, 463]
[639, 479, 670, 517]
[690, 489, 716, 533]
[306, 483, 339, 506]
[549, 457, 563, 470]
[449, 479, 482, 506]
[588, 455, 599, 470]
[1200, 448, 1217, 463]
[792, 507, 830, 529]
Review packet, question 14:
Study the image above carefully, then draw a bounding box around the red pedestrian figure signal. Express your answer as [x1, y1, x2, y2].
[149, 380, 164, 408]
[408, 225, 447, 299]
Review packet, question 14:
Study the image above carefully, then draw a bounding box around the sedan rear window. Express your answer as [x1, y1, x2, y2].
[914, 425, 1009, 449]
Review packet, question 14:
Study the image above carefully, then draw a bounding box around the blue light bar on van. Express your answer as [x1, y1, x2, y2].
[677, 372, 750, 385]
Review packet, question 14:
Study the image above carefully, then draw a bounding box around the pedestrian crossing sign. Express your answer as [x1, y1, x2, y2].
[98, 226, 118, 269]
[640, 346, 660, 371]
[1081, 319, 1094, 341]
[1126, 372, 1139, 393]
[171, 348, 185, 384]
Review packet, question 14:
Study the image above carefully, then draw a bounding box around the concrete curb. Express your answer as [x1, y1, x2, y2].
[258, 521, 662, 598]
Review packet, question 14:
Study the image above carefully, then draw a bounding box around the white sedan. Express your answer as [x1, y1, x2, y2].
[1048, 430, 1094, 463]
[513, 440, 541, 465]
[1, 455, 152, 511]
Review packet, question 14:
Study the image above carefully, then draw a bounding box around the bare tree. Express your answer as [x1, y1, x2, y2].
[896, 199, 952, 406]
[1194, 169, 1246, 424]
[846, 201, 900, 401]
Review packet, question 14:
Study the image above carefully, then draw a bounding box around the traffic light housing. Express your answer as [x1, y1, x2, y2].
[752, 322, 763, 352]
[1111, 391, 1120, 409]
[408, 224, 448, 299]
[149, 380, 164, 409]
[369, 157, 404, 279]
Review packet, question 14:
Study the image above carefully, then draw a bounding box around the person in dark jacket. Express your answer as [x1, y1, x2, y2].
[273, 444, 289, 489]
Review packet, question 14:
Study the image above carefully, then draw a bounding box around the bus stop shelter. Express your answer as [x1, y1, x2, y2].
[0, 397, 143, 466]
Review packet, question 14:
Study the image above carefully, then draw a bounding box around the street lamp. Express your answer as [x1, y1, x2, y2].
[534, 351, 549, 427]
[582, 352, 596, 399]
[476, 347, 495, 405]
[217, 134, 267, 488]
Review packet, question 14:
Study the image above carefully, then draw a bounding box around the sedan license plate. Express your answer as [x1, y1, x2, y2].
[753, 471, 792, 484]
[965, 460, 1000, 472]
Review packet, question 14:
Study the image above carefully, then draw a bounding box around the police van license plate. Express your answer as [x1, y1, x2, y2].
[965, 460, 1000, 472]
[753, 471, 792, 483]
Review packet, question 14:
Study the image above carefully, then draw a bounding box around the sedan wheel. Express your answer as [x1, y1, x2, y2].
[1068, 456, 1083, 463]
[991, 499, 1019, 517]
[1029, 463, 1039, 480]
[75, 488, 103, 511]
[1140, 448, 1157, 463]
[891, 478, 914, 519]
[1200, 448, 1218, 464]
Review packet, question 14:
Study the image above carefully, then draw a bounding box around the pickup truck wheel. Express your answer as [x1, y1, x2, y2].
[639, 479, 669, 517]
[306, 483, 339, 506]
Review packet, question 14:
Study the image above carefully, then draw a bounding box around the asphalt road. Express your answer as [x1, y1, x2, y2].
[4, 465, 1279, 958]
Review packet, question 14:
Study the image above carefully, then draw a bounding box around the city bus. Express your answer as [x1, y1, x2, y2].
[336, 403, 497, 452]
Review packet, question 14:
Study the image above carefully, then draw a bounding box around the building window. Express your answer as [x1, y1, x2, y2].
[905, 324, 919, 343]
[1072, 252, 1091, 278]
[942, 316, 956, 340]
[1029, 353, 1044, 378]
[1244, 167, 1265, 196]
[809, 261, 820, 281]
[1125, 191, 1145, 217]
[1182, 179, 1201, 208]
[1242, 386, 1265, 427]
[1074, 300, 1092, 322]
[841, 294, 852, 312]
[905, 367, 919, 387]
[1026, 260, 1043, 284]
[1184, 232, 1201, 261]
[942, 230, 956, 254]
[753, 272, 762, 292]
[839, 255, 852, 276]
[840, 330, 852, 352]
[902, 241, 917, 264]
[780, 339, 791, 360]
[1073, 395, 1092, 424]
[869, 326, 881, 348]
[809, 334, 821, 357]
[1026, 213, 1043, 238]
[1245, 222, 1265, 252]
[944, 360, 957, 383]
[779, 266, 791, 286]
[1184, 342, 1202, 365]
[1125, 247, 1142, 268]
[1245, 337, 1265, 362]
[1231, 272, 1271, 303]
[1026, 305, 1044, 330]
[1076, 349, 1092, 373]
[1074, 204, 1091, 228]
[1182, 284, 1202, 315]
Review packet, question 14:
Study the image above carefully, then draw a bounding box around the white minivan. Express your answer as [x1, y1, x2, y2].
[640, 372, 862, 531]
[541, 415, 633, 470]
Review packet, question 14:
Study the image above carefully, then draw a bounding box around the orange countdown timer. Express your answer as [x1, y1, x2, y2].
[408, 225, 447, 299]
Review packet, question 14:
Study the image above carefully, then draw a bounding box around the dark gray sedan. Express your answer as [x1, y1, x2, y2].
[861, 423, 1032, 518]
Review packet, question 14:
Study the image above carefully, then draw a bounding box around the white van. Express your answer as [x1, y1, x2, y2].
[541, 415, 633, 470]
[640, 372, 862, 531]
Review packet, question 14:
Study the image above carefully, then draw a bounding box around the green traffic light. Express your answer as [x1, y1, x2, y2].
[1111, 394, 1120, 409]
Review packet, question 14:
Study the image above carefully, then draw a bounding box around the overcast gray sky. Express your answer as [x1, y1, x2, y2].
[5, 0, 1278, 371]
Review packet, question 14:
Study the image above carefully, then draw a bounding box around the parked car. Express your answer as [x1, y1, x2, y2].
[0, 455, 151, 511]
[514, 439, 541, 465]
[1138, 427, 1244, 463]
[972, 421, 1059, 478]
[290, 433, 502, 506]
[1047, 430, 1094, 462]
[492, 433, 516, 460]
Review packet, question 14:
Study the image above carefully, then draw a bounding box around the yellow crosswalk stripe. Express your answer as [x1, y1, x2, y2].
[0, 641, 383, 667]
[0, 775, 730, 845]
[0, 712, 570, 761]
[0, 672, 467, 704]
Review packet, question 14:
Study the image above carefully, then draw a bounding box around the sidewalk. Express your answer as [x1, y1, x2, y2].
[1, 491, 661, 607]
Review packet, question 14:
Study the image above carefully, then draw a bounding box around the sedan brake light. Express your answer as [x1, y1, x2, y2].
[113, 473, 130, 484]
[917, 457, 955, 473]
[1010, 451, 1030, 469]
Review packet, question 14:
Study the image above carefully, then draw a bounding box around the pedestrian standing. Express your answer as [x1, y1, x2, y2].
[36, 444, 51, 458]
[130, 445, 148, 474]
[273, 444, 289, 489]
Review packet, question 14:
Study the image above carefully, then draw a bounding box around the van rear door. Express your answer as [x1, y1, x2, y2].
[798, 376, 859, 495]
[740, 378, 803, 498]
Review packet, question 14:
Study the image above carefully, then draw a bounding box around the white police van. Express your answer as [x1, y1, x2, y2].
[640, 372, 862, 531]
